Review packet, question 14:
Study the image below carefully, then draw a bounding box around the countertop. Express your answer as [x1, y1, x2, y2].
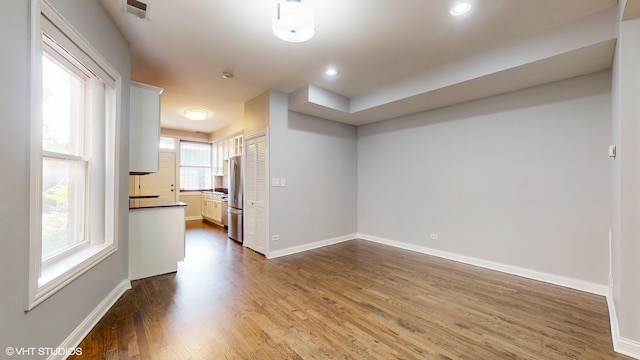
[129, 198, 188, 209]
[201, 191, 227, 196]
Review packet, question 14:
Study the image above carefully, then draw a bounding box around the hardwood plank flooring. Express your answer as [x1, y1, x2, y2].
[69, 220, 630, 359]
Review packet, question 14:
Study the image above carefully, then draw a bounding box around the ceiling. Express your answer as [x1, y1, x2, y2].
[99, 0, 617, 134]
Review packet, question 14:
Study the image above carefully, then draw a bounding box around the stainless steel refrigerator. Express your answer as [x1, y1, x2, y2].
[228, 155, 243, 243]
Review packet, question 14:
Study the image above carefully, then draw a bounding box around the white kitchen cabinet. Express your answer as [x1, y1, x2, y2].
[211, 144, 218, 176]
[130, 81, 163, 174]
[224, 138, 231, 159]
[201, 197, 209, 217]
[202, 192, 222, 224]
[233, 135, 243, 156]
[216, 142, 224, 175]
[213, 200, 221, 223]
[211, 134, 241, 175]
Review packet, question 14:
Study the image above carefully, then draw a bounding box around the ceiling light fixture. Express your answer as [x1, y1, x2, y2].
[450, 2, 471, 16]
[272, 0, 315, 43]
[184, 108, 208, 121]
[325, 68, 338, 76]
[222, 71, 234, 79]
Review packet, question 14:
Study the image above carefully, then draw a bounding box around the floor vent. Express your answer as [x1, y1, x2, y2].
[125, 0, 148, 19]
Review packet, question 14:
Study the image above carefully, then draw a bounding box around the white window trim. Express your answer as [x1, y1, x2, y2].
[159, 136, 178, 151]
[27, 0, 122, 310]
[179, 140, 213, 191]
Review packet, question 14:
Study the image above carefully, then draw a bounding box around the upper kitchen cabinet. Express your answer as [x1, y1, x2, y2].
[130, 81, 163, 174]
[233, 135, 243, 156]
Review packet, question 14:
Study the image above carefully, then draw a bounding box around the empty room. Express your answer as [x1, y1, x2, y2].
[1, 0, 639, 359]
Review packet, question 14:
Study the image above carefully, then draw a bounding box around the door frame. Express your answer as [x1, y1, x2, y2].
[244, 129, 269, 256]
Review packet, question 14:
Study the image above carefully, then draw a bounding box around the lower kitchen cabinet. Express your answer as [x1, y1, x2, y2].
[202, 192, 223, 225]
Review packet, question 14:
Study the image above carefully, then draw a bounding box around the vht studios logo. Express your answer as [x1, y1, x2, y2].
[5, 347, 82, 357]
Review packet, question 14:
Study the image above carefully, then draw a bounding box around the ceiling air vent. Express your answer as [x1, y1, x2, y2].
[125, 0, 148, 19]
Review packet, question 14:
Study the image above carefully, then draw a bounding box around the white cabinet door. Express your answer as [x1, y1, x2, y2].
[130, 81, 163, 174]
[224, 138, 231, 159]
[213, 200, 222, 223]
[212, 144, 218, 176]
[216, 142, 224, 175]
[205, 199, 215, 220]
[235, 135, 243, 156]
[244, 135, 267, 254]
[201, 198, 208, 219]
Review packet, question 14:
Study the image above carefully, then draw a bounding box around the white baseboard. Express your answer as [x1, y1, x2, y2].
[357, 233, 608, 296]
[267, 233, 356, 259]
[185, 215, 203, 221]
[607, 289, 640, 359]
[615, 338, 640, 359]
[49, 279, 131, 360]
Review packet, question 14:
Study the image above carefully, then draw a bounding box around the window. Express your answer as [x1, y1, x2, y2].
[28, 0, 121, 309]
[41, 40, 90, 260]
[159, 136, 176, 150]
[180, 141, 212, 191]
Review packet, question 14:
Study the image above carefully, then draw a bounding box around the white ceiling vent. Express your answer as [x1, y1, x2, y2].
[125, 0, 148, 19]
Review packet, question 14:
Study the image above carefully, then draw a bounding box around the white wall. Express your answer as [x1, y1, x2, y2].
[0, 0, 130, 355]
[611, 13, 640, 348]
[269, 92, 358, 254]
[358, 72, 611, 286]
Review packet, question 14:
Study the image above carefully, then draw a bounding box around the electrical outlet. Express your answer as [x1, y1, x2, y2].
[280, 178, 286, 187]
[272, 235, 280, 241]
[430, 234, 439, 240]
[271, 178, 280, 187]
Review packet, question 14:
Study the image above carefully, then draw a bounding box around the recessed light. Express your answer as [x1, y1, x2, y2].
[450, 2, 471, 16]
[325, 68, 338, 76]
[184, 108, 208, 121]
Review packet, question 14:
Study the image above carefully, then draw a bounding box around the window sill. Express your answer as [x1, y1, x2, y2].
[29, 243, 117, 310]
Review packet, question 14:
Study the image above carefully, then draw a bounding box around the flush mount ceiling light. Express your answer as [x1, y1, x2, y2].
[184, 108, 208, 121]
[325, 68, 338, 76]
[272, 0, 315, 43]
[450, 2, 471, 16]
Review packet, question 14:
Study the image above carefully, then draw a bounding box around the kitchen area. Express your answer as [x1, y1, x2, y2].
[129, 81, 245, 281]
[178, 133, 244, 240]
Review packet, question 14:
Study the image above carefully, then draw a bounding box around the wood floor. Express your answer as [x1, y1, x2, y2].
[70, 220, 630, 359]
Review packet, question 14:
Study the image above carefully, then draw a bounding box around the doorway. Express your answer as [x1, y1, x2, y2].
[130, 151, 177, 202]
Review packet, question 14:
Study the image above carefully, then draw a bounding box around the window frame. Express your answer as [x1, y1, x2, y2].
[40, 36, 92, 263]
[179, 140, 213, 192]
[27, 0, 122, 310]
[159, 136, 176, 151]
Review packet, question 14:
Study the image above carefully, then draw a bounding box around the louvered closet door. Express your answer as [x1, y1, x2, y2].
[245, 135, 267, 254]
